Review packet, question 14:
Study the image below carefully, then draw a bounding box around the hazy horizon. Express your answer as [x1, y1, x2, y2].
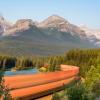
[0, 0, 100, 29]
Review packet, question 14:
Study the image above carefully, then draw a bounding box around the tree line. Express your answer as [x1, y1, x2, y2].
[0, 48, 100, 76]
[0, 55, 64, 71]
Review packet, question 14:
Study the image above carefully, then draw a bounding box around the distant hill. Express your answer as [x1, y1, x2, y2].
[0, 15, 98, 56]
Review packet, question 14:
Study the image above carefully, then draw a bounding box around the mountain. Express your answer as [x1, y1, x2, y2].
[38, 15, 87, 39]
[3, 19, 35, 36]
[0, 15, 98, 56]
[0, 16, 11, 35]
[0, 16, 6, 35]
[80, 26, 100, 46]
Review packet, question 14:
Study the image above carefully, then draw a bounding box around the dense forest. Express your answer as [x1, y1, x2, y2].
[0, 48, 100, 76]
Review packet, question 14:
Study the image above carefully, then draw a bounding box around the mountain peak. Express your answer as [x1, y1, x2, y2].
[38, 15, 68, 28]
[14, 19, 36, 31]
[3, 19, 36, 36]
[47, 15, 66, 21]
[15, 19, 34, 27]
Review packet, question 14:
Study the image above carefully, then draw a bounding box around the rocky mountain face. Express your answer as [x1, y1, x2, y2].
[0, 16, 11, 35]
[3, 19, 36, 36]
[38, 15, 87, 39]
[1, 15, 99, 44]
[0, 16, 6, 35]
[80, 26, 100, 46]
[0, 15, 99, 56]
[1, 15, 87, 39]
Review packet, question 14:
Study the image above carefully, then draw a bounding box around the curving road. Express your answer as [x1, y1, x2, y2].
[4, 65, 79, 100]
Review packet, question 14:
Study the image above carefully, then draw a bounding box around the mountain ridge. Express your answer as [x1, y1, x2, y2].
[0, 15, 99, 56]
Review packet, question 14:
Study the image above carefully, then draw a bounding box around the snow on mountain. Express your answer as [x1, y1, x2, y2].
[80, 25, 100, 46]
[38, 15, 87, 39]
[0, 15, 100, 47]
[0, 15, 12, 35]
[3, 19, 35, 36]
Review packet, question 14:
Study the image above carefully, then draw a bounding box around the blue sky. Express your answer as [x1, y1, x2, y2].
[0, 0, 100, 28]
